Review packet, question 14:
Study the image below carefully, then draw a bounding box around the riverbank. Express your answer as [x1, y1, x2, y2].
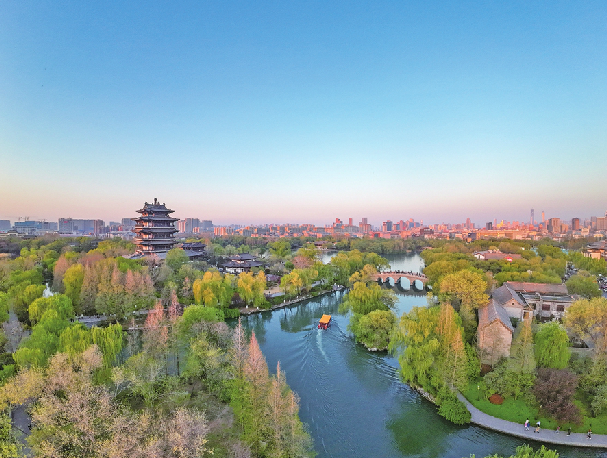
[238, 286, 345, 316]
[457, 393, 607, 449]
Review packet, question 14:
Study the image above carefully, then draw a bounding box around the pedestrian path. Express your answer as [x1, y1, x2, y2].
[457, 393, 607, 449]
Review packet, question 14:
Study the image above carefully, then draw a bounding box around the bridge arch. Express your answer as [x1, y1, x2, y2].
[398, 277, 411, 291]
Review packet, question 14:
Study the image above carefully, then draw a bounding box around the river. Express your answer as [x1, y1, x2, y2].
[240, 253, 606, 458]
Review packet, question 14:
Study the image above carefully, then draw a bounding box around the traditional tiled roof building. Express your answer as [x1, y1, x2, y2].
[478, 299, 515, 365]
[220, 253, 263, 273]
[478, 281, 576, 364]
[503, 281, 574, 321]
[133, 198, 178, 255]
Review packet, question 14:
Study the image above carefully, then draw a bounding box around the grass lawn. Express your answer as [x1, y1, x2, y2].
[462, 382, 607, 434]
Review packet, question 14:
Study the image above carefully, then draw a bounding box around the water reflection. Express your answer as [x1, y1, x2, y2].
[278, 294, 342, 334]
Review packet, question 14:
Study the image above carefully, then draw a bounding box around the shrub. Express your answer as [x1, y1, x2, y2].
[489, 394, 504, 405]
[437, 389, 471, 425]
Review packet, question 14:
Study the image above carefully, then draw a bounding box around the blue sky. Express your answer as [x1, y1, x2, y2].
[1, 1, 605, 226]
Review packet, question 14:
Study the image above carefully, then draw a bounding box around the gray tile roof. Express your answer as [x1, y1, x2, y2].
[492, 284, 525, 307]
[479, 299, 514, 333]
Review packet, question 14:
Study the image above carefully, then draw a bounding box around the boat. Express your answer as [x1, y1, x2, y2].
[318, 314, 331, 330]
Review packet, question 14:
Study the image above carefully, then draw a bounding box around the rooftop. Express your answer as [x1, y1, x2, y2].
[503, 281, 569, 295]
[478, 299, 514, 333]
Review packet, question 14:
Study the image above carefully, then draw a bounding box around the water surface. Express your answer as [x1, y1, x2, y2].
[241, 254, 606, 458]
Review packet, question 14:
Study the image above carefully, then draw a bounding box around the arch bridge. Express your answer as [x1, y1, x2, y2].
[372, 271, 428, 291]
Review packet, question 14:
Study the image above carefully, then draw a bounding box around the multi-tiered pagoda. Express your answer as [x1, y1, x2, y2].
[133, 198, 178, 255]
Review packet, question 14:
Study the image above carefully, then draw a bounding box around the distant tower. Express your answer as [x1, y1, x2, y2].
[530, 209, 534, 226]
[541, 211, 545, 223]
[133, 198, 178, 255]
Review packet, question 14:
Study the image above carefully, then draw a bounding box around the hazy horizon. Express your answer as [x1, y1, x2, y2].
[2, 1, 606, 227]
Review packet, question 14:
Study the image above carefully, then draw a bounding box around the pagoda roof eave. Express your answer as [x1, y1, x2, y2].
[133, 227, 178, 234]
[136, 207, 175, 214]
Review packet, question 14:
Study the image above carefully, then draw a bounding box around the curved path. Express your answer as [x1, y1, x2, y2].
[457, 394, 607, 449]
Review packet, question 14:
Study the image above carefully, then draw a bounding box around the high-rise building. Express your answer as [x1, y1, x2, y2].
[348, 217, 353, 227]
[572, 218, 580, 231]
[382, 221, 393, 232]
[466, 217, 471, 229]
[133, 198, 178, 255]
[547, 218, 561, 233]
[541, 211, 545, 223]
[486, 222, 493, 230]
[0, 220, 11, 231]
[58, 218, 103, 234]
[185, 218, 200, 233]
[121, 217, 135, 229]
[59, 218, 74, 233]
[530, 209, 534, 226]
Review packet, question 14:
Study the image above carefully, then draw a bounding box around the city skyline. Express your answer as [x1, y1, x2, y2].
[2, 2, 606, 225]
[1, 203, 605, 229]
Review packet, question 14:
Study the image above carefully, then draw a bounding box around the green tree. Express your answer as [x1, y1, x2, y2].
[440, 270, 488, 342]
[281, 270, 303, 295]
[0, 292, 9, 323]
[564, 297, 607, 354]
[467, 444, 560, 458]
[339, 281, 396, 315]
[349, 310, 396, 350]
[486, 320, 536, 400]
[29, 294, 74, 325]
[63, 263, 85, 313]
[439, 270, 488, 311]
[0, 412, 19, 458]
[390, 306, 440, 390]
[13, 283, 45, 323]
[566, 274, 601, 298]
[534, 321, 570, 369]
[436, 303, 468, 390]
[166, 247, 190, 272]
[269, 240, 291, 258]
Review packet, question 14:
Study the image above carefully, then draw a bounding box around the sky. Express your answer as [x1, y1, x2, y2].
[1, 1, 606, 227]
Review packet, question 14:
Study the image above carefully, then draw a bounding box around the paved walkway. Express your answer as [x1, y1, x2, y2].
[457, 394, 607, 449]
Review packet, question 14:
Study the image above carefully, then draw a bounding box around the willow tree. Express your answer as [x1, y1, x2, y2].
[63, 263, 84, 313]
[534, 321, 570, 369]
[439, 269, 488, 342]
[390, 306, 440, 390]
[339, 281, 396, 316]
[436, 303, 468, 390]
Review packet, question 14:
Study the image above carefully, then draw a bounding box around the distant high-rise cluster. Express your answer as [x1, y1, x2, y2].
[530, 209, 534, 226]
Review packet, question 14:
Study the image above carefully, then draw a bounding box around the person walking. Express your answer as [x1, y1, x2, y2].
[587, 428, 592, 439]
[567, 427, 571, 436]
[556, 425, 560, 434]
[524, 419, 529, 430]
[535, 421, 541, 433]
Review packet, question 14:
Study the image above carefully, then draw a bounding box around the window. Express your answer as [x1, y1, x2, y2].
[556, 304, 565, 312]
[542, 303, 551, 311]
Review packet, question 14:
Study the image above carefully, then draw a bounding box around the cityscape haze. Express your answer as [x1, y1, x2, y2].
[1, 2, 606, 225]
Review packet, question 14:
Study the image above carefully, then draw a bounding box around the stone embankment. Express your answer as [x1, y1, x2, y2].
[239, 286, 345, 316]
[457, 393, 607, 448]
